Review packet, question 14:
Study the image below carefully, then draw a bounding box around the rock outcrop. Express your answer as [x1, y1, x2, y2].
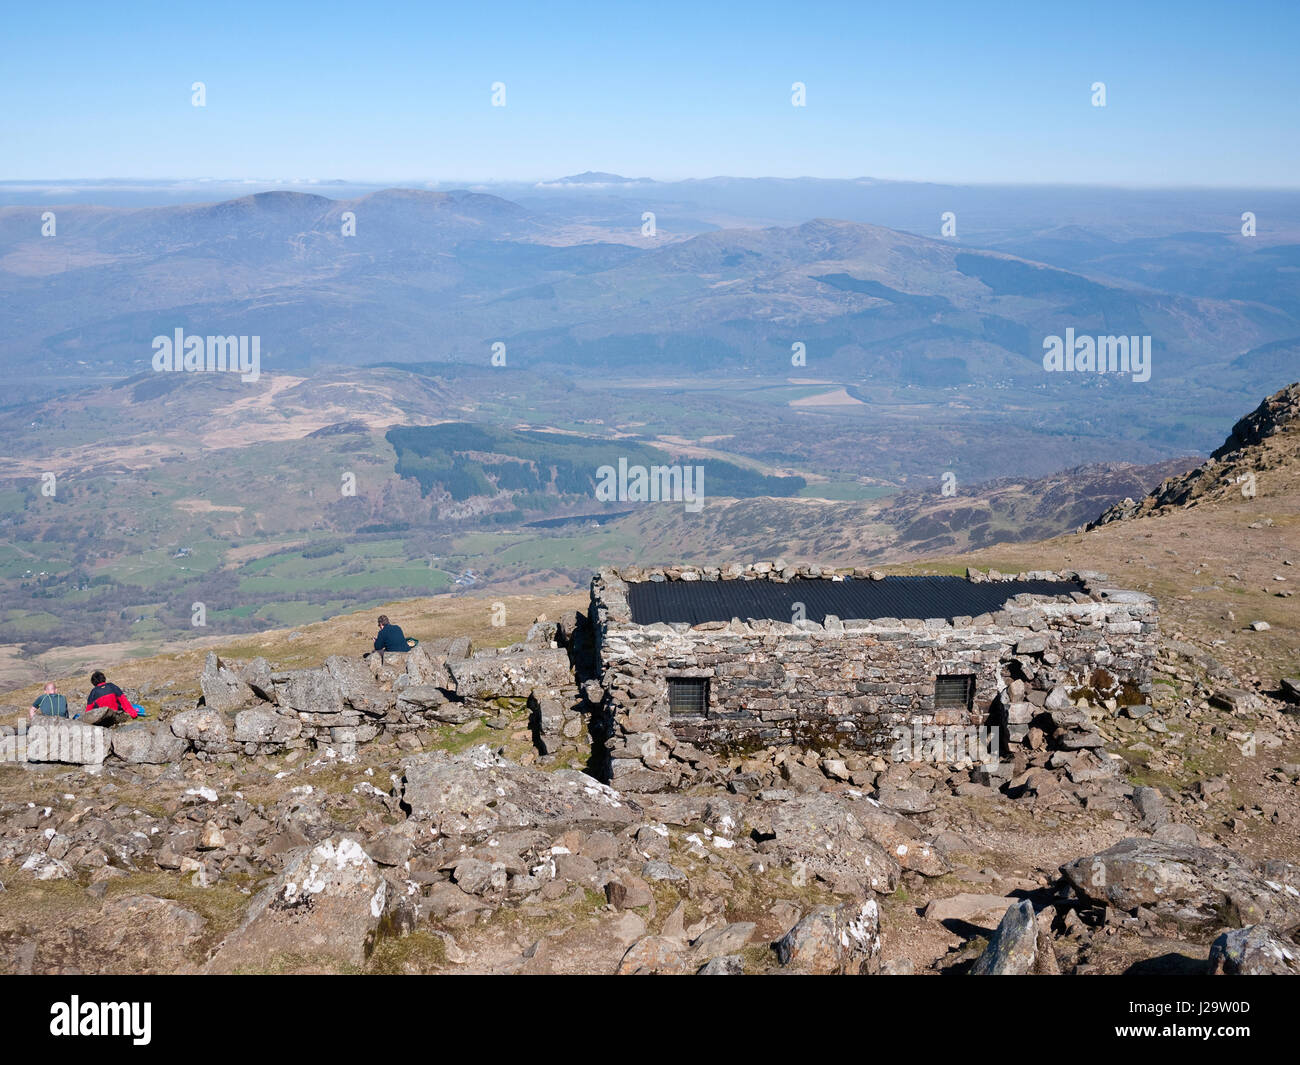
[1092, 380, 1299, 526]
[773, 900, 882, 974]
[205, 837, 387, 973]
[1061, 838, 1300, 932]
[1207, 924, 1300, 975]
[398, 745, 636, 835]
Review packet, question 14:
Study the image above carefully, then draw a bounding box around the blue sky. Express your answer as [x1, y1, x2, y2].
[2, 0, 1297, 186]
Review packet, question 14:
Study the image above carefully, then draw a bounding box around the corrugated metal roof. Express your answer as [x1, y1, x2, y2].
[625, 575, 1082, 625]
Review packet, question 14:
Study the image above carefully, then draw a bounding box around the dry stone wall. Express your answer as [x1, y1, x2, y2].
[6, 628, 596, 769]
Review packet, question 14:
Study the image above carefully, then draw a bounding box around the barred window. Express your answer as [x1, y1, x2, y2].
[934, 674, 975, 710]
[668, 677, 708, 716]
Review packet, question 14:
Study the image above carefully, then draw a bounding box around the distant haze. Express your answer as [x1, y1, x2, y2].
[4, 2, 1299, 187]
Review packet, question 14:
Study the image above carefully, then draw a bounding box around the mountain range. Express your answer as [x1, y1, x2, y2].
[3, 184, 1297, 442]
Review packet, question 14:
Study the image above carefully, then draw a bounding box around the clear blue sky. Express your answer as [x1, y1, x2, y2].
[2, 0, 1297, 186]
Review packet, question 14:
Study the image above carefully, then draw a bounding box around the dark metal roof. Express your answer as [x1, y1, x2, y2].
[625, 575, 1082, 625]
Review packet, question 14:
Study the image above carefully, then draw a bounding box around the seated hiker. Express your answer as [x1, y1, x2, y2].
[84, 670, 140, 721]
[28, 682, 69, 721]
[372, 615, 413, 656]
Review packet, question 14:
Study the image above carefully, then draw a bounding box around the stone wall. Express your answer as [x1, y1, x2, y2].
[591, 563, 1159, 791]
[6, 627, 596, 769]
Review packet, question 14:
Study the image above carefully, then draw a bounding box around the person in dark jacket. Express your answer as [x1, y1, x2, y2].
[372, 615, 410, 654]
[29, 682, 69, 721]
[85, 671, 140, 719]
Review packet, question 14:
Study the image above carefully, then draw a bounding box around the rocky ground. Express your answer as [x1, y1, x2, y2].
[1, 623, 1297, 975]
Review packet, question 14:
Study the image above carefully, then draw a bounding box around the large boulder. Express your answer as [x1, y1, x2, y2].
[617, 936, 691, 975]
[111, 722, 190, 764]
[72, 894, 208, 973]
[443, 635, 473, 660]
[169, 708, 234, 755]
[525, 620, 559, 646]
[399, 746, 637, 836]
[420, 882, 494, 928]
[324, 656, 392, 717]
[200, 652, 258, 712]
[873, 785, 937, 814]
[26, 720, 109, 765]
[368, 650, 409, 685]
[1132, 786, 1170, 828]
[1209, 688, 1266, 714]
[752, 793, 907, 894]
[398, 641, 470, 685]
[851, 802, 950, 877]
[690, 922, 756, 963]
[205, 837, 386, 973]
[1208, 925, 1300, 975]
[79, 705, 132, 727]
[392, 646, 430, 684]
[773, 900, 882, 974]
[608, 760, 675, 793]
[924, 893, 1022, 928]
[233, 707, 303, 745]
[1061, 838, 1300, 932]
[529, 690, 570, 755]
[236, 657, 276, 701]
[444, 648, 573, 700]
[276, 668, 344, 716]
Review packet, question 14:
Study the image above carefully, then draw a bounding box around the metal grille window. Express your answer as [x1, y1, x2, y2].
[668, 677, 708, 717]
[934, 674, 976, 710]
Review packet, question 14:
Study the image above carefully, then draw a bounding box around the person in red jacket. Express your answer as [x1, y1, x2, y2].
[85, 671, 140, 719]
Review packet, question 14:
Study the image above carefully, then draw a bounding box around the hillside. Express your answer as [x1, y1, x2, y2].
[0, 353, 1208, 674]
[2, 383, 1298, 977]
[607, 458, 1198, 563]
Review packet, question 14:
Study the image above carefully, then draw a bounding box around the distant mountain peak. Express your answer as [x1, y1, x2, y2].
[549, 171, 647, 185]
[187, 189, 335, 214]
[360, 187, 509, 205]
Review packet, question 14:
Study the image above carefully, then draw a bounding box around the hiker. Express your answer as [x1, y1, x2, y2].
[372, 615, 412, 655]
[85, 670, 140, 720]
[28, 682, 69, 721]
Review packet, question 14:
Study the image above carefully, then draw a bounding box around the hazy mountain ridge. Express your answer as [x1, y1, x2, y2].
[3, 191, 1296, 414]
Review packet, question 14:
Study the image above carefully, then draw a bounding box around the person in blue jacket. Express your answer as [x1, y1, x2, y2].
[372, 615, 410, 655]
